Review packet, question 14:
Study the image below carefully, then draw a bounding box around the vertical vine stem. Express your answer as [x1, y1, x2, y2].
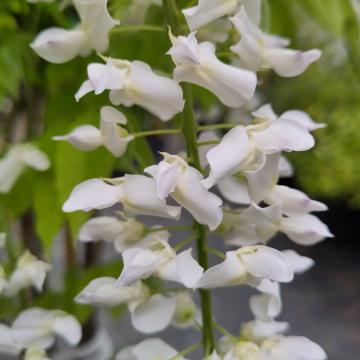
[162, 0, 215, 355]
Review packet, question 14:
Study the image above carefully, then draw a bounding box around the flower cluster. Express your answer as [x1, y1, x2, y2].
[0, 0, 333, 358]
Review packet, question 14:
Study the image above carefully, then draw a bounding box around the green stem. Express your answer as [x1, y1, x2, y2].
[198, 123, 235, 131]
[197, 140, 220, 147]
[171, 343, 201, 360]
[162, 0, 215, 355]
[111, 25, 165, 34]
[213, 321, 238, 342]
[133, 128, 180, 138]
[206, 245, 226, 260]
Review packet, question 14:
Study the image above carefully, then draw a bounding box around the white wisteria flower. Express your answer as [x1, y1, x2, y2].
[5, 251, 52, 296]
[197, 245, 293, 289]
[230, 7, 322, 77]
[182, 0, 262, 31]
[76, 277, 196, 333]
[0, 144, 50, 193]
[53, 106, 134, 157]
[63, 175, 181, 220]
[145, 153, 223, 230]
[217, 152, 327, 216]
[0, 308, 82, 354]
[79, 215, 169, 253]
[75, 58, 184, 121]
[282, 249, 315, 274]
[31, 0, 119, 63]
[261, 336, 327, 360]
[226, 203, 333, 247]
[167, 31, 257, 108]
[117, 240, 203, 289]
[202, 104, 315, 189]
[116, 338, 186, 360]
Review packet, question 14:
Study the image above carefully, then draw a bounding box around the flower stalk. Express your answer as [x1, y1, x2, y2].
[162, 0, 215, 354]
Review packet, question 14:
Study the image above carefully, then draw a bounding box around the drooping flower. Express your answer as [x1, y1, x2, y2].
[115, 338, 186, 360]
[53, 106, 134, 157]
[217, 151, 327, 216]
[5, 251, 52, 296]
[167, 31, 257, 108]
[62, 175, 181, 220]
[78, 215, 169, 253]
[182, 0, 262, 31]
[9, 308, 81, 350]
[226, 203, 333, 247]
[31, 0, 119, 63]
[197, 245, 293, 289]
[75, 58, 184, 121]
[76, 277, 197, 333]
[145, 153, 223, 230]
[117, 240, 203, 289]
[230, 7, 322, 77]
[0, 144, 50, 193]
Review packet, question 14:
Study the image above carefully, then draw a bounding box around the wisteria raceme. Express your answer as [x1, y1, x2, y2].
[0, 0, 335, 359]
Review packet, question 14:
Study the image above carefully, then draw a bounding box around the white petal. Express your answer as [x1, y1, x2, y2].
[0, 324, 22, 355]
[122, 175, 181, 219]
[144, 156, 184, 199]
[175, 248, 204, 288]
[251, 103, 278, 122]
[74, 0, 119, 53]
[24, 346, 51, 360]
[251, 119, 315, 154]
[63, 178, 123, 212]
[197, 251, 247, 289]
[202, 126, 252, 188]
[167, 31, 201, 66]
[123, 338, 181, 360]
[52, 125, 103, 151]
[75, 80, 95, 102]
[282, 250, 315, 274]
[18, 145, 50, 171]
[242, 203, 281, 243]
[117, 246, 168, 286]
[279, 156, 294, 178]
[265, 48, 322, 77]
[281, 214, 334, 245]
[131, 294, 176, 333]
[239, 245, 293, 283]
[246, 153, 280, 204]
[100, 106, 133, 156]
[31, 28, 86, 63]
[172, 36, 257, 108]
[265, 336, 327, 360]
[88, 60, 127, 95]
[12, 308, 56, 349]
[182, 0, 238, 31]
[0, 148, 26, 193]
[218, 176, 251, 205]
[250, 279, 281, 321]
[78, 216, 125, 242]
[265, 185, 327, 216]
[280, 110, 326, 131]
[242, 320, 289, 342]
[53, 313, 82, 346]
[110, 61, 184, 121]
[171, 167, 223, 230]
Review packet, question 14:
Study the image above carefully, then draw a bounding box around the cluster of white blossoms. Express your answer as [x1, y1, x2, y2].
[0, 0, 333, 358]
